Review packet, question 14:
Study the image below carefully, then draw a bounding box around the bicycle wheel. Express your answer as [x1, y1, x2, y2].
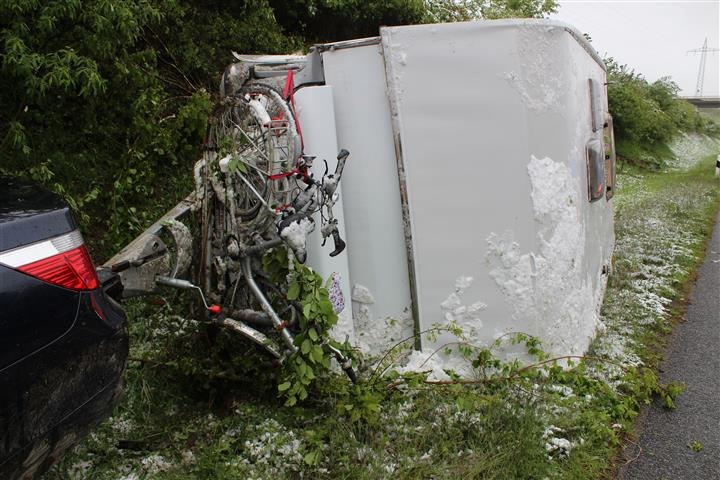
[207, 83, 299, 233]
[201, 84, 299, 305]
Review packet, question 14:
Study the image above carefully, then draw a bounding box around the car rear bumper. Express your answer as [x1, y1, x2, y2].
[0, 291, 128, 480]
[1, 371, 125, 480]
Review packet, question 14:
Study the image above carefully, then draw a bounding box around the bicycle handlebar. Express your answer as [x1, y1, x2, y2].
[334, 149, 349, 179]
[329, 228, 346, 257]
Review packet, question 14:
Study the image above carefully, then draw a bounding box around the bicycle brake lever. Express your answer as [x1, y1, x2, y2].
[329, 228, 346, 257]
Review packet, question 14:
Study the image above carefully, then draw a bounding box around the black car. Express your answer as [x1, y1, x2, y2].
[0, 176, 128, 480]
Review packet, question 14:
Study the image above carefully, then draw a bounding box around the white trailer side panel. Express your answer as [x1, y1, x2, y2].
[294, 86, 355, 342]
[380, 20, 614, 359]
[321, 43, 415, 351]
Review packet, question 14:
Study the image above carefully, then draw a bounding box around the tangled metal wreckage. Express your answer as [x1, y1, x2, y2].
[105, 19, 617, 374]
[104, 44, 358, 375]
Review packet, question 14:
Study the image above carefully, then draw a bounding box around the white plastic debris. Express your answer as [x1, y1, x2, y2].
[246, 94, 272, 126]
[280, 217, 315, 261]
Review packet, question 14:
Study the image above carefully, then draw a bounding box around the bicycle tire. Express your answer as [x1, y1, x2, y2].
[206, 83, 299, 231]
[201, 84, 300, 305]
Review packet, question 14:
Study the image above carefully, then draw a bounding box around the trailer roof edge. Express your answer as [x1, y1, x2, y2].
[314, 37, 381, 52]
[316, 19, 606, 72]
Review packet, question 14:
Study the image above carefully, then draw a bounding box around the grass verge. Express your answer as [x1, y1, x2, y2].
[44, 156, 720, 480]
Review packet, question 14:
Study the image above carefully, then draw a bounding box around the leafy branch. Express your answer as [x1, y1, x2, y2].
[263, 247, 354, 406]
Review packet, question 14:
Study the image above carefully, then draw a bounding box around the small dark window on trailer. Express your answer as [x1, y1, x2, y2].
[589, 78, 604, 132]
[586, 139, 605, 202]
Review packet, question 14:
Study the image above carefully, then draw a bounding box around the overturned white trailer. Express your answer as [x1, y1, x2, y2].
[108, 18, 615, 372]
[279, 19, 616, 366]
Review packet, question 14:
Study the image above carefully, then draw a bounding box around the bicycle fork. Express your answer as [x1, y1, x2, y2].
[242, 257, 356, 382]
[241, 256, 298, 353]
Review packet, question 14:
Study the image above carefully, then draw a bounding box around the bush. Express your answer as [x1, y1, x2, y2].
[606, 58, 718, 169]
[0, 0, 426, 258]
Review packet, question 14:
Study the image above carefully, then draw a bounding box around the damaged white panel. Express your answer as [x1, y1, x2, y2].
[379, 20, 614, 361]
[485, 155, 598, 357]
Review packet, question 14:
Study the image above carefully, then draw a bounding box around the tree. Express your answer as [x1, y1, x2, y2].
[269, 0, 428, 43]
[424, 0, 558, 23]
[0, 1, 295, 255]
[1, 0, 562, 257]
[480, 0, 558, 19]
[605, 57, 716, 168]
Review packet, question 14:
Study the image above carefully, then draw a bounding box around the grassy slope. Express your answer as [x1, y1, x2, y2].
[44, 154, 720, 480]
[602, 154, 720, 471]
[698, 108, 720, 124]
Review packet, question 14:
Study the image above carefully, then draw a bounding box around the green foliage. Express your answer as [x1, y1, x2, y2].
[263, 247, 354, 407]
[1, 0, 564, 260]
[660, 381, 686, 409]
[614, 137, 675, 171]
[270, 0, 429, 43]
[335, 382, 383, 424]
[0, 0, 221, 257]
[424, 0, 557, 22]
[0, 1, 296, 258]
[606, 58, 718, 169]
[688, 440, 704, 452]
[480, 0, 558, 19]
[45, 153, 720, 480]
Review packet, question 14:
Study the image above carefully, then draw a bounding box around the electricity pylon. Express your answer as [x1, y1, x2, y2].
[688, 38, 720, 97]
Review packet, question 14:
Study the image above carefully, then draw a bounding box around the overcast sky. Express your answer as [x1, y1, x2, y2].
[550, 0, 720, 97]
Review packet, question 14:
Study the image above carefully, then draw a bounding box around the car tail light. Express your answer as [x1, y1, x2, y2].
[0, 230, 99, 291]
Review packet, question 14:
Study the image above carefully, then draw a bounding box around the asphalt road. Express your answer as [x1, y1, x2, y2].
[617, 211, 720, 480]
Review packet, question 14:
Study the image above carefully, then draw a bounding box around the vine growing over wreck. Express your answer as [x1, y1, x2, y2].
[263, 247, 354, 406]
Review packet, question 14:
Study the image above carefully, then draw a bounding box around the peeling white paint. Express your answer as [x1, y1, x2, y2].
[502, 26, 570, 114]
[440, 276, 486, 343]
[330, 309, 354, 344]
[398, 348, 474, 381]
[485, 156, 598, 357]
[325, 21, 613, 373]
[351, 283, 413, 354]
[351, 283, 375, 305]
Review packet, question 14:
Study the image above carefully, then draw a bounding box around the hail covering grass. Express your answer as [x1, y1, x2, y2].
[45, 135, 720, 480]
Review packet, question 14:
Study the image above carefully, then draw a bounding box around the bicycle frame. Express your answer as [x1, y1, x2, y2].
[101, 55, 354, 377]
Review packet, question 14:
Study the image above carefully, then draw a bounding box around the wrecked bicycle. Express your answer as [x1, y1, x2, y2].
[103, 68, 357, 382]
